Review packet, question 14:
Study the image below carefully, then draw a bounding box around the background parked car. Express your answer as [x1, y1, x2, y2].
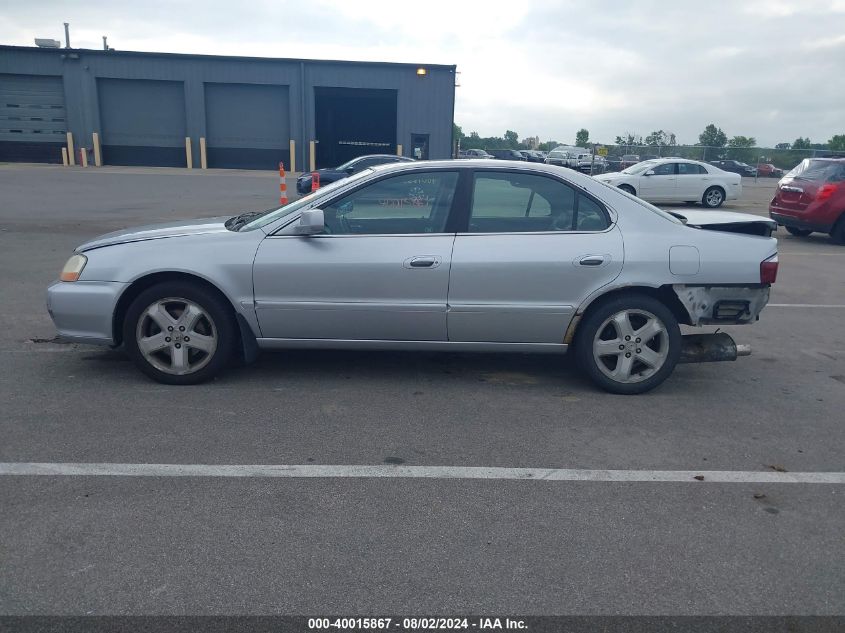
[757, 163, 784, 178]
[488, 149, 527, 161]
[519, 150, 547, 163]
[545, 146, 585, 168]
[459, 148, 495, 159]
[769, 158, 845, 243]
[576, 154, 607, 174]
[621, 154, 641, 169]
[594, 158, 742, 208]
[296, 154, 413, 193]
[710, 160, 757, 177]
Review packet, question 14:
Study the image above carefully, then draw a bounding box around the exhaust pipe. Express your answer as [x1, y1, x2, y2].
[678, 332, 750, 364]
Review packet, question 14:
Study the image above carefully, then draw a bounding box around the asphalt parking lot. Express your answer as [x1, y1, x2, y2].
[0, 164, 843, 615]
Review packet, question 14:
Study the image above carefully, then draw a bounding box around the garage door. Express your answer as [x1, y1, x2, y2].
[314, 87, 397, 168]
[0, 74, 67, 163]
[97, 78, 186, 167]
[205, 83, 290, 170]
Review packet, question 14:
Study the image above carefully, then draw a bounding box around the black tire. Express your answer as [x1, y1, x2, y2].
[618, 184, 636, 196]
[785, 226, 812, 237]
[702, 186, 726, 208]
[831, 216, 845, 245]
[123, 281, 237, 385]
[574, 293, 682, 395]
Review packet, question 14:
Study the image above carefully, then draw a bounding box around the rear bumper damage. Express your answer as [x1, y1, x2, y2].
[673, 284, 770, 326]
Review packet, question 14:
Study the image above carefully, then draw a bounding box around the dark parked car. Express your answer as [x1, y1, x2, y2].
[296, 154, 414, 193]
[710, 160, 757, 177]
[519, 150, 546, 163]
[488, 149, 527, 161]
[769, 158, 845, 243]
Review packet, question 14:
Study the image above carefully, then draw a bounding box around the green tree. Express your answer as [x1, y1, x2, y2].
[645, 130, 668, 147]
[575, 128, 590, 147]
[615, 132, 642, 148]
[453, 123, 464, 144]
[828, 134, 845, 151]
[728, 135, 756, 148]
[538, 140, 559, 152]
[504, 130, 519, 148]
[792, 137, 812, 150]
[698, 124, 727, 148]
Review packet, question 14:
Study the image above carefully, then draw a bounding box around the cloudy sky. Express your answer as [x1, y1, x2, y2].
[2, 0, 844, 146]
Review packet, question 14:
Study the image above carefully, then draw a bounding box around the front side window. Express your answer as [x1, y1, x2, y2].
[651, 163, 676, 176]
[321, 171, 458, 235]
[468, 172, 609, 233]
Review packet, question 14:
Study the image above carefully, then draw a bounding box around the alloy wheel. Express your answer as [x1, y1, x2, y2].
[135, 297, 218, 376]
[592, 309, 669, 384]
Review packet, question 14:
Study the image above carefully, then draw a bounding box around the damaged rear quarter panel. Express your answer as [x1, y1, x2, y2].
[673, 284, 771, 325]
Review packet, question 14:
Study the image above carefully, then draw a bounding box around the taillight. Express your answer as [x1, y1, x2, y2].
[817, 184, 838, 201]
[760, 254, 778, 284]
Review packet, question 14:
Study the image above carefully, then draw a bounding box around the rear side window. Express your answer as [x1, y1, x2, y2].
[678, 163, 706, 175]
[468, 172, 609, 233]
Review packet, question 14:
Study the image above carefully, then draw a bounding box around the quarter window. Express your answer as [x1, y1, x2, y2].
[322, 171, 458, 235]
[468, 172, 609, 233]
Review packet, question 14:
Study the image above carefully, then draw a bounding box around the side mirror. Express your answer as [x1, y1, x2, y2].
[345, 167, 355, 174]
[644, 170, 655, 176]
[294, 208, 326, 235]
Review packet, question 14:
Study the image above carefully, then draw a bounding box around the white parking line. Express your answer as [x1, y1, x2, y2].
[768, 304, 845, 308]
[0, 462, 843, 484]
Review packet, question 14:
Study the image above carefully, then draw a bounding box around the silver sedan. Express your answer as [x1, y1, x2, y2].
[47, 160, 778, 394]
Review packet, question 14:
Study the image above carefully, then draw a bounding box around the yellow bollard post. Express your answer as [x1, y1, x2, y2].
[309, 141, 316, 172]
[199, 137, 207, 169]
[66, 132, 75, 166]
[61, 147, 69, 167]
[80, 148, 88, 167]
[92, 132, 102, 166]
[185, 137, 193, 169]
[289, 140, 296, 173]
[397, 144, 403, 157]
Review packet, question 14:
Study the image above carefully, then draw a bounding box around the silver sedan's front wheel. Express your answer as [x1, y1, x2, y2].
[575, 294, 681, 394]
[135, 298, 218, 376]
[124, 281, 237, 385]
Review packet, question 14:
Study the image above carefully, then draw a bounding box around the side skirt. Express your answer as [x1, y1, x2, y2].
[255, 339, 569, 354]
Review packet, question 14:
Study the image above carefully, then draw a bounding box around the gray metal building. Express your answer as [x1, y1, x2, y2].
[0, 45, 456, 170]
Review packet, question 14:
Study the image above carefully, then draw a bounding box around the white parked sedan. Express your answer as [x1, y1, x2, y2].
[595, 159, 741, 208]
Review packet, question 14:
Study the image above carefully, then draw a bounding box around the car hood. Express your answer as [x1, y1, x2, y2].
[77, 216, 231, 252]
[596, 173, 627, 182]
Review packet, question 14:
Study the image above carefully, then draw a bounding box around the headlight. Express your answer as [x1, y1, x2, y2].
[60, 254, 87, 282]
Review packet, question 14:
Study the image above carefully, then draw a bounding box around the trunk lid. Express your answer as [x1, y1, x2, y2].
[668, 210, 777, 237]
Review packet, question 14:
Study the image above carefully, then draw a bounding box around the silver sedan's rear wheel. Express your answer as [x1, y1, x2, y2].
[123, 281, 237, 385]
[575, 294, 681, 394]
[592, 310, 670, 384]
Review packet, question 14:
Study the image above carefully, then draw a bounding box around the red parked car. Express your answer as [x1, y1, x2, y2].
[769, 158, 845, 243]
[757, 163, 784, 178]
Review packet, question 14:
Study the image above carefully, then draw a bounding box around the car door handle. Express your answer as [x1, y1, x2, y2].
[578, 255, 605, 266]
[404, 256, 441, 269]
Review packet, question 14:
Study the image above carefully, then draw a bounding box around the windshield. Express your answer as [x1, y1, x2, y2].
[621, 161, 657, 175]
[240, 169, 374, 231]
